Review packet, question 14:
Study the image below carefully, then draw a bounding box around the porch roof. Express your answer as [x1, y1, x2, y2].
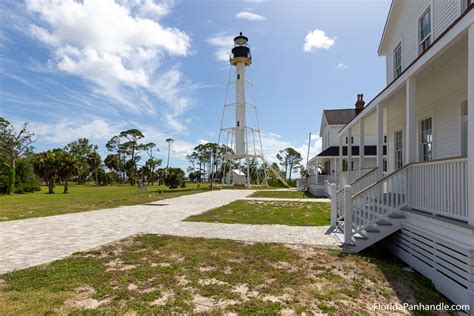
[315, 145, 387, 158]
[338, 5, 474, 136]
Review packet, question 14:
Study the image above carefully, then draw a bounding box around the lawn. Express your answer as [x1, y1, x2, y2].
[0, 183, 209, 222]
[248, 190, 323, 199]
[0, 234, 452, 314]
[184, 200, 331, 226]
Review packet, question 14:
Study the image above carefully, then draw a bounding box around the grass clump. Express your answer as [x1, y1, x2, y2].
[0, 235, 453, 314]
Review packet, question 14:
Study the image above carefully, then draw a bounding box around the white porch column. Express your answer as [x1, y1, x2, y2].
[468, 24, 474, 226]
[406, 78, 416, 164]
[376, 104, 384, 179]
[348, 128, 352, 183]
[359, 118, 365, 177]
[339, 135, 343, 186]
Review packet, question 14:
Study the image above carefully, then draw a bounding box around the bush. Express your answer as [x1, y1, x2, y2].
[0, 158, 40, 194]
[164, 167, 185, 189]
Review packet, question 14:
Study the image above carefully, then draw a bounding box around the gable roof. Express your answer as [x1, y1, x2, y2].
[378, 0, 396, 55]
[323, 109, 357, 125]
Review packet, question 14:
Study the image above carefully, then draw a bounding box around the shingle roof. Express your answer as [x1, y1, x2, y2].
[323, 109, 357, 125]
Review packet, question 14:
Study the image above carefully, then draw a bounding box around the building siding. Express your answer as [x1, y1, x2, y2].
[383, 0, 461, 84]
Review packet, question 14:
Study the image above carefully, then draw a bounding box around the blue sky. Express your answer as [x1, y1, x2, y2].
[0, 0, 391, 170]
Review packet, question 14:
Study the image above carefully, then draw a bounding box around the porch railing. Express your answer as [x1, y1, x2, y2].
[349, 168, 378, 195]
[409, 157, 467, 221]
[308, 174, 338, 186]
[335, 167, 379, 222]
[339, 157, 468, 244]
[351, 166, 408, 236]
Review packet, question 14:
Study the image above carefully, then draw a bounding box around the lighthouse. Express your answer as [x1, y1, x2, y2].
[230, 32, 252, 156]
[217, 33, 267, 187]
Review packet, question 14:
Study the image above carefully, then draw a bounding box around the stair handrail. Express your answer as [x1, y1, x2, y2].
[349, 165, 409, 237]
[335, 167, 378, 221]
[335, 167, 378, 195]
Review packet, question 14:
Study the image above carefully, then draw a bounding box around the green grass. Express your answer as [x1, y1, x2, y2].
[184, 200, 331, 226]
[0, 235, 454, 314]
[249, 190, 323, 199]
[0, 183, 209, 222]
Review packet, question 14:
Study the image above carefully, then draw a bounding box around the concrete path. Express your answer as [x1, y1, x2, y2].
[243, 197, 331, 203]
[0, 190, 340, 275]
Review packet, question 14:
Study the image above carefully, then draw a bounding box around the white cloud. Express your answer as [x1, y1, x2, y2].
[336, 62, 349, 71]
[30, 119, 120, 144]
[235, 11, 266, 21]
[303, 29, 336, 52]
[26, 0, 194, 132]
[207, 33, 234, 62]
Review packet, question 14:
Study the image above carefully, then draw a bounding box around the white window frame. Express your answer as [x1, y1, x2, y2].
[419, 117, 433, 161]
[418, 7, 432, 55]
[393, 42, 402, 79]
[462, 0, 472, 13]
[394, 130, 403, 169]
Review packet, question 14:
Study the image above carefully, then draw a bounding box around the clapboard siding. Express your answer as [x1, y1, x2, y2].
[433, 0, 462, 38]
[415, 40, 468, 159]
[385, 39, 467, 170]
[383, 0, 461, 84]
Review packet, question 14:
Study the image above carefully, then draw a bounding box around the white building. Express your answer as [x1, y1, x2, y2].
[306, 94, 387, 196]
[320, 0, 473, 311]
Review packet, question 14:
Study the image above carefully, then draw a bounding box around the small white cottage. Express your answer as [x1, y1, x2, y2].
[225, 169, 246, 185]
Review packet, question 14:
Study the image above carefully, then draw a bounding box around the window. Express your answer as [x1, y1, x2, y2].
[384, 135, 387, 144]
[462, 0, 472, 12]
[419, 8, 431, 54]
[237, 74, 240, 80]
[395, 130, 403, 169]
[393, 43, 402, 78]
[342, 159, 348, 172]
[345, 137, 348, 144]
[420, 117, 433, 161]
[383, 159, 388, 172]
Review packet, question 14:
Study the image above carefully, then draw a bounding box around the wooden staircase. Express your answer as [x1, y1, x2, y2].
[336, 165, 410, 253]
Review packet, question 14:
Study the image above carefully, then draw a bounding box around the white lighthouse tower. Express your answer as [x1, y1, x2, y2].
[218, 32, 269, 187]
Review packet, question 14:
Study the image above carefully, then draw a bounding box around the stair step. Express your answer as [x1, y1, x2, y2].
[376, 219, 393, 226]
[365, 226, 380, 233]
[354, 234, 368, 240]
[388, 213, 405, 219]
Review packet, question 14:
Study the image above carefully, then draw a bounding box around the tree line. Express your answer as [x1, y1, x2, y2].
[185, 142, 304, 185]
[0, 117, 185, 194]
[1, 116, 305, 194]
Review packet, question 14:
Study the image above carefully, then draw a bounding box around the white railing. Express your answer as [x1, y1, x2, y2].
[334, 168, 378, 222]
[340, 157, 468, 245]
[308, 174, 338, 186]
[351, 166, 408, 236]
[409, 157, 467, 221]
[349, 168, 378, 195]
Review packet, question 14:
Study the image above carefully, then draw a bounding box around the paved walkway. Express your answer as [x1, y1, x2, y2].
[0, 190, 340, 274]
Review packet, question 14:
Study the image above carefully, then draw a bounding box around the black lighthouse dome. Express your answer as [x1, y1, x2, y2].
[230, 32, 251, 63]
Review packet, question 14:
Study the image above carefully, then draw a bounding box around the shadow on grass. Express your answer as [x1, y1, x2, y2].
[347, 245, 455, 314]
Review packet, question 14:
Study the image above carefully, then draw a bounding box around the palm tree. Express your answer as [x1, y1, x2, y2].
[165, 138, 174, 174]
